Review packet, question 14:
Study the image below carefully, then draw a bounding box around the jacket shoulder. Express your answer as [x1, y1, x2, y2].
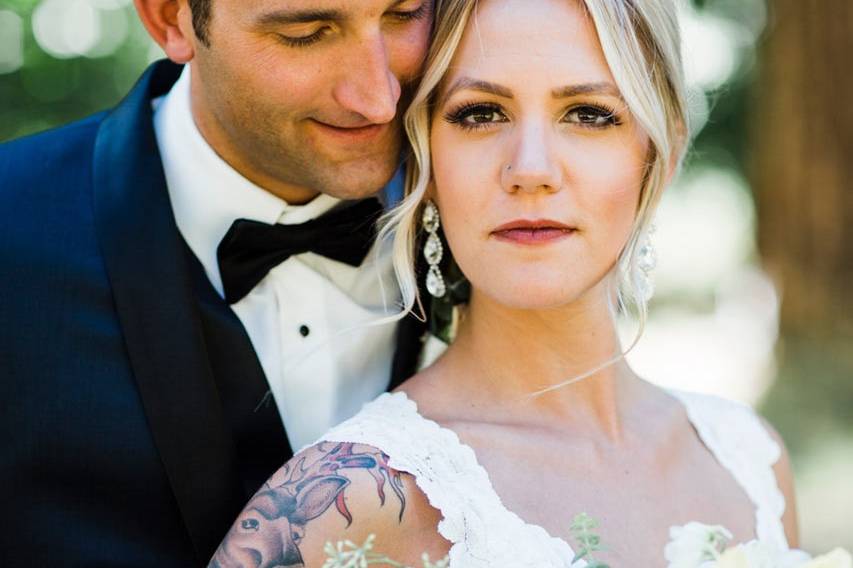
[0, 112, 107, 189]
[0, 112, 111, 269]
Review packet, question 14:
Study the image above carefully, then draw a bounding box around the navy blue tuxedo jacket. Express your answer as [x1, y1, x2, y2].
[0, 60, 427, 567]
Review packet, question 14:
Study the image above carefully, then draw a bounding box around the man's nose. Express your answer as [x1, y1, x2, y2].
[333, 32, 401, 125]
[501, 122, 563, 194]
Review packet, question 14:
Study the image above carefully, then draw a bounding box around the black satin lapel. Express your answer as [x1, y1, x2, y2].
[92, 61, 243, 563]
[184, 244, 292, 496]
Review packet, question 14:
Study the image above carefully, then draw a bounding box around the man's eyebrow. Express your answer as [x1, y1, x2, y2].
[441, 77, 515, 104]
[551, 82, 622, 99]
[254, 0, 420, 26]
[255, 8, 344, 26]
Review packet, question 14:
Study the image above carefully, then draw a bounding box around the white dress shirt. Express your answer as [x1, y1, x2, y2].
[152, 67, 401, 450]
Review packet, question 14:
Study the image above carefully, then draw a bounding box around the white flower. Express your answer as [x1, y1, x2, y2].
[715, 545, 752, 568]
[715, 540, 809, 568]
[662, 522, 847, 568]
[803, 549, 853, 568]
[665, 522, 733, 568]
[693, 538, 846, 568]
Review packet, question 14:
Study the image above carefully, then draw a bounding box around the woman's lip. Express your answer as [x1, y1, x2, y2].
[491, 219, 578, 245]
[491, 227, 576, 245]
[492, 219, 577, 232]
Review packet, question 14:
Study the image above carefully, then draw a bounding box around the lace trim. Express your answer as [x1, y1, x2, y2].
[315, 392, 578, 568]
[667, 389, 788, 550]
[313, 390, 788, 566]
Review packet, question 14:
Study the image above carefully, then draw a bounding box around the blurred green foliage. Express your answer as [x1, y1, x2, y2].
[0, 0, 157, 141]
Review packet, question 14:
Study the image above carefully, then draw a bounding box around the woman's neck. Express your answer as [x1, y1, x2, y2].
[426, 286, 642, 442]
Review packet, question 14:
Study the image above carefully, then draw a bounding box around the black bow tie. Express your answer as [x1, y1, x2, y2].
[217, 198, 384, 304]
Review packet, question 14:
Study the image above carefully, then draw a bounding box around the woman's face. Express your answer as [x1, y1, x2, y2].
[430, 0, 651, 310]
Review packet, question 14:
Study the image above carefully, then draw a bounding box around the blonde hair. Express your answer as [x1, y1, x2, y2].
[377, 0, 689, 385]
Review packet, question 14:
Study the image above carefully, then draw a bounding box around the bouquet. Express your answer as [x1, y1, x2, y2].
[322, 516, 852, 567]
[664, 522, 852, 568]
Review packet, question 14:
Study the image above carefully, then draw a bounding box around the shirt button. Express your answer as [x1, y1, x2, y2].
[299, 325, 310, 337]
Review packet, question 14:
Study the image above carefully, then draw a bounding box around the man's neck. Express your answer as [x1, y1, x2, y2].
[187, 67, 320, 206]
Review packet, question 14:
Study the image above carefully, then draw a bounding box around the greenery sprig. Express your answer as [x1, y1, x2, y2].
[323, 534, 449, 568]
[570, 512, 611, 568]
[324, 513, 611, 568]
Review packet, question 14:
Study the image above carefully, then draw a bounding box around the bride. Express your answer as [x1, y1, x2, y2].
[211, 0, 798, 566]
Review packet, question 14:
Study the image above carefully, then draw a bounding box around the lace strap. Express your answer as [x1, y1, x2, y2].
[313, 392, 576, 568]
[668, 389, 788, 550]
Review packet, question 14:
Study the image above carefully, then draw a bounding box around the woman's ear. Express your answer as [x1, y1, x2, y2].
[134, 0, 196, 63]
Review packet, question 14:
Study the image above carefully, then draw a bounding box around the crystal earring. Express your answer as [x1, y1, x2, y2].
[422, 200, 446, 298]
[636, 224, 657, 303]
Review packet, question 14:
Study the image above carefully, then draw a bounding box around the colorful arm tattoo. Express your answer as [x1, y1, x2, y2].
[210, 442, 406, 568]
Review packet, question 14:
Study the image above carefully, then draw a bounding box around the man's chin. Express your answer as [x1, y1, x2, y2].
[318, 157, 400, 200]
[272, 125, 402, 199]
[302, 153, 399, 199]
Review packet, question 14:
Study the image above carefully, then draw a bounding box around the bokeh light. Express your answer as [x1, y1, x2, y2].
[630, 4, 775, 408]
[33, 0, 101, 59]
[656, 167, 756, 295]
[31, 0, 133, 59]
[86, 6, 129, 58]
[0, 10, 24, 74]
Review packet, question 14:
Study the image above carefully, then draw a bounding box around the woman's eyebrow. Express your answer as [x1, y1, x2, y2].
[551, 82, 622, 98]
[441, 77, 515, 104]
[440, 77, 623, 105]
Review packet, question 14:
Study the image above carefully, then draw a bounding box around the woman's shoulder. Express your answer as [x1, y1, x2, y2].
[666, 388, 782, 460]
[316, 391, 422, 443]
[665, 387, 798, 547]
[211, 441, 449, 567]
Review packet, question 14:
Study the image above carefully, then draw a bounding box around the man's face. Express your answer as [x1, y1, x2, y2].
[188, 0, 433, 203]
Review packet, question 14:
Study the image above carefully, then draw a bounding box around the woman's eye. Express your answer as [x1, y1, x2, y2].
[563, 105, 620, 128]
[464, 108, 504, 125]
[444, 104, 509, 130]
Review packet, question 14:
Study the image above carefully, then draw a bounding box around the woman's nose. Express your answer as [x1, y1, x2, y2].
[500, 122, 563, 194]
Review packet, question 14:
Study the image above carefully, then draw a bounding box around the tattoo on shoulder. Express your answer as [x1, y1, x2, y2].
[210, 442, 407, 568]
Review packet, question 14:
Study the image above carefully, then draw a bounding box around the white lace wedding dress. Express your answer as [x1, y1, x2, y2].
[310, 389, 789, 567]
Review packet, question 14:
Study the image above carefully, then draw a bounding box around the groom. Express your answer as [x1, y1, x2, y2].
[0, 0, 433, 566]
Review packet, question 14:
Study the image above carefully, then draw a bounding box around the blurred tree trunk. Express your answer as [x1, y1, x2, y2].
[751, 1, 853, 452]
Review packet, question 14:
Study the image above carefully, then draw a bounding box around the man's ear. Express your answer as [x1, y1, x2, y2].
[134, 0, 196, 63]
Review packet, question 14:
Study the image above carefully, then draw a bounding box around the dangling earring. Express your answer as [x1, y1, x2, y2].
[422, 200, 446, 298]
[636, 224, 657, 303]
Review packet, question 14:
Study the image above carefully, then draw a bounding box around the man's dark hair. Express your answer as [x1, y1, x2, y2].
[189, 0, 212, 46]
